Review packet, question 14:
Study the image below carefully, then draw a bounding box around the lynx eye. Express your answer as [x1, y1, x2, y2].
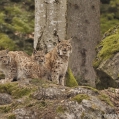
[53, 42, 57, 46]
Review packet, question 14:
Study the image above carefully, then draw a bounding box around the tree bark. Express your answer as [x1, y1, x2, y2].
[67, 0, 100, 87]
[34, 0, 100, 87]
[34, 0, 67, 53]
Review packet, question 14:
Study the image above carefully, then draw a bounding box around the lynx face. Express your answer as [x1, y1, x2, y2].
[32, 50, 45, 64]
[0, 50, 10, 65]
[57, 39, 72, 57]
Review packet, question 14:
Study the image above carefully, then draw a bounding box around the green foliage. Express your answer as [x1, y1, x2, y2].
[72, 94, 90, 104]
[93, 32, 119, 68]
[0, 0, 34, 53]
[12, 17, 32, 33]
[66, 68, 78, 87]
[101, 0, 119, 35]
[0, 83, 31, 98]
[0, 12, 5, 24]
[98, 94, 114, 107]
[0, 33, 16, 50]
[5, 6, 22, 15]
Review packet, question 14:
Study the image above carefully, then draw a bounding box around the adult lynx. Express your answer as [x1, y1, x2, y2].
[45, 38, 72, 86]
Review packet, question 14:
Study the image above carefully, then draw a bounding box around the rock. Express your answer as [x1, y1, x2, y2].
[101, 88, 119, 114]
[93, 27, 119, 88]
[33, 86, 67, 100]
[0, 79, 118, 119]
[97, 53, 119, 81]
[0, 93, 12, 105]
[31, 84, 117, 119]
[14, 108, 38, 119]
[33, 86, 97, 100]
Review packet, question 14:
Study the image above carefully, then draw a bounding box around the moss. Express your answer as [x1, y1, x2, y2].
[66, 68, 78, 87]
[93, 33, 119, 68]
[7, 114, 16, 119]
[0, 82, 31, 98]
[72, 94, 90, 104]
[0, 105, 11, 113]
[0, 33, 16, 50]
[56, 106, 67, 113]
[81, 86, 99, 93]
[98, 94, 114, 107]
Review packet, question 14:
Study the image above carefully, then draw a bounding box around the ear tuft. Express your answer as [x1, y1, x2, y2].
[6, 49, 9, 53]
[68, 37, 72, 43]
[33, 49, 37, 54]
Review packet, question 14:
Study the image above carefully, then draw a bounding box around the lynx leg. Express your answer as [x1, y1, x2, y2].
[59, 75, 65, 86]
[51, 72, 59, 85]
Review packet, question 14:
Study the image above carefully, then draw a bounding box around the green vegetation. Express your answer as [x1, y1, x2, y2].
[93, 32, 119, 68]
[82, 86, 99, 93]
[0, 105, 11, 113]
[72, 94, 90, 104]
[0, 82, 31, 98]
[0, 33, 16, 50]
[66, 68, 78, 87]
[101, 0, 119, 35]
[56, 106, 67, 113]
[0, 0, 34, 53]
[98, 94, 114, 107]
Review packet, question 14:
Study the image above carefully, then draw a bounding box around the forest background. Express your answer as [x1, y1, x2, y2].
[0, 0, 118, 54]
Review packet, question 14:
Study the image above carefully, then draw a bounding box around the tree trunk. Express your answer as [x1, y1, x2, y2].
[34, 0, 100, 87]
[34, 0, 67, 53]
[67, 0, 100, 87]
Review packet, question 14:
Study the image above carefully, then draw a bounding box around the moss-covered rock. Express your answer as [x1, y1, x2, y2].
[98, 94, 114, 107]
[0, 82, 31, 98]
[93, 29, 119, 68]
[66, 68, 78, 87]
[0, 80, 118, 119]
[72, 94, 90, 104]
[93, 25, 119, 89]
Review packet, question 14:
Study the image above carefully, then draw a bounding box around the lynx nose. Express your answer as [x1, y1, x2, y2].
[63, 48, 67, 51]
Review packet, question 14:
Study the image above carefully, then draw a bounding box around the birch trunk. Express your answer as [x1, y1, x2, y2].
[34, 0, 67, 52]
[34, 0, 100, 87]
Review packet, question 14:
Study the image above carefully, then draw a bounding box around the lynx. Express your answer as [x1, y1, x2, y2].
[0, 50, 17, 83]
[0, 49, 46, 83]
[31, 50, 46, 65]
[45, 38, 72, 86]
[10, 50, 46, 80]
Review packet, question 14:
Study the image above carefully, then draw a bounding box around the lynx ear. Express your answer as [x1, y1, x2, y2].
[57, 45, 60, 54]
[68, 37, 72, 43]
[70, 45, 72, 53]
[6, 49, 9, 54]
[58, 38, 61, 43]
[33, 48, 37, 54]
